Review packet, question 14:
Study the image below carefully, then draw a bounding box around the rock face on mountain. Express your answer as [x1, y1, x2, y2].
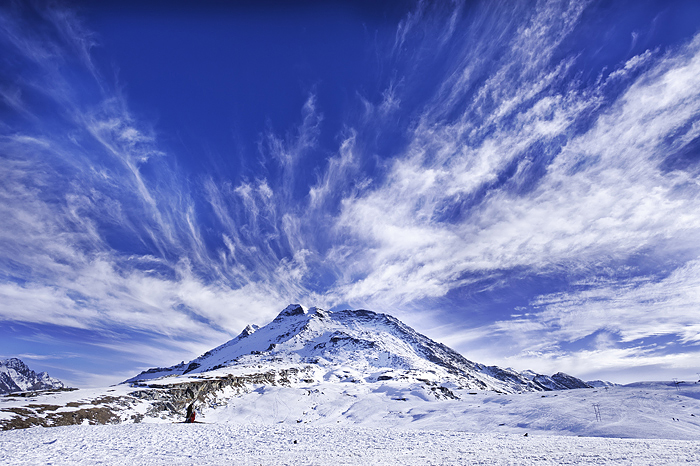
[126, 305, 590, 393]
[0, 358, 65, 395]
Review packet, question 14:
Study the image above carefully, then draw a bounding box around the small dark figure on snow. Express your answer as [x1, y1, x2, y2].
[185, 403, 196, 423]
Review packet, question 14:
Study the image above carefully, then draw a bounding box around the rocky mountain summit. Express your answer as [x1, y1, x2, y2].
[0, 358, 65, 395]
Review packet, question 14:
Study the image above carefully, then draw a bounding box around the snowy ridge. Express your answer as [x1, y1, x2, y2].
[126, 304, 590, 393]
[0, 359, 65, 395]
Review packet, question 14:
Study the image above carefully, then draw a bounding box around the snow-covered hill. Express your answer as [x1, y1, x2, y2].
[126, 304, 590, 394]
[0, 359, 65, 395]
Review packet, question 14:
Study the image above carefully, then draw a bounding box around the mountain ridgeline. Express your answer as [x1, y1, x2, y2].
[127, 305, 590, 393]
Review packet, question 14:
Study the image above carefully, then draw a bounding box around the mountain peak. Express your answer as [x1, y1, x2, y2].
[238, 324, 259, 338]
[1, 358, 29, 373]
[273, 304, 307, 321]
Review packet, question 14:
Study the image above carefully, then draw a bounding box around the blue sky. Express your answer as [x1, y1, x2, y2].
[1, 0, 700, 387]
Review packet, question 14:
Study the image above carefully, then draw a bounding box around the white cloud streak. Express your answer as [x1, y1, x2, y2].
[0, 2, 300, 363]
[324, 10, 700, 310]
[2, 0, 700, 382]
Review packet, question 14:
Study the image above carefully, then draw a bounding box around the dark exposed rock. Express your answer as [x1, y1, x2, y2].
[3, 387, 77, 398]
[182, 363, 201, 374]
[273, 304, 306, 322]
[430, 386, 460, 400]
[0, 405, 120, 430]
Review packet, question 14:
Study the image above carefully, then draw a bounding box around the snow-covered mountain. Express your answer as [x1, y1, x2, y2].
[127, 304, 590, 393]
[0, 358, 65, 395]
[3, 306, 698, 442]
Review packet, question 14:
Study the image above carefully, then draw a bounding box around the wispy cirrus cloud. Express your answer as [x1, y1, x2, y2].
[0, 2, 300, 383]
[436, 257, 700, 382]
[1, 0, 700, 386]
[518, 259, 700, 346]
[304, 1, 700, 377]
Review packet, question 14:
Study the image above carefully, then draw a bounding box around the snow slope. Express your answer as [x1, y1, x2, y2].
[0, 359, 65, 395]
[1, 423, 698, 465]
[2, 355, 699, 464]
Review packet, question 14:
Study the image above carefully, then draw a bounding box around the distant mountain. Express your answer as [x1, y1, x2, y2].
[127, 304, 591, 393]
[586, 380, 620, 388]
[0, 358, 65, 394]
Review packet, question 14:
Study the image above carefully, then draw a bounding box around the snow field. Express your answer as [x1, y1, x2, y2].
[1, 423, 699, 466]
[2, 381, 700, 464]
[201, 382, 700, 440]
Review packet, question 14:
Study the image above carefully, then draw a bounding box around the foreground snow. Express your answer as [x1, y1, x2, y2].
[199, 381, 700, 440]
[1, 423, 698, 465]
[2, 382, 699, 464]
